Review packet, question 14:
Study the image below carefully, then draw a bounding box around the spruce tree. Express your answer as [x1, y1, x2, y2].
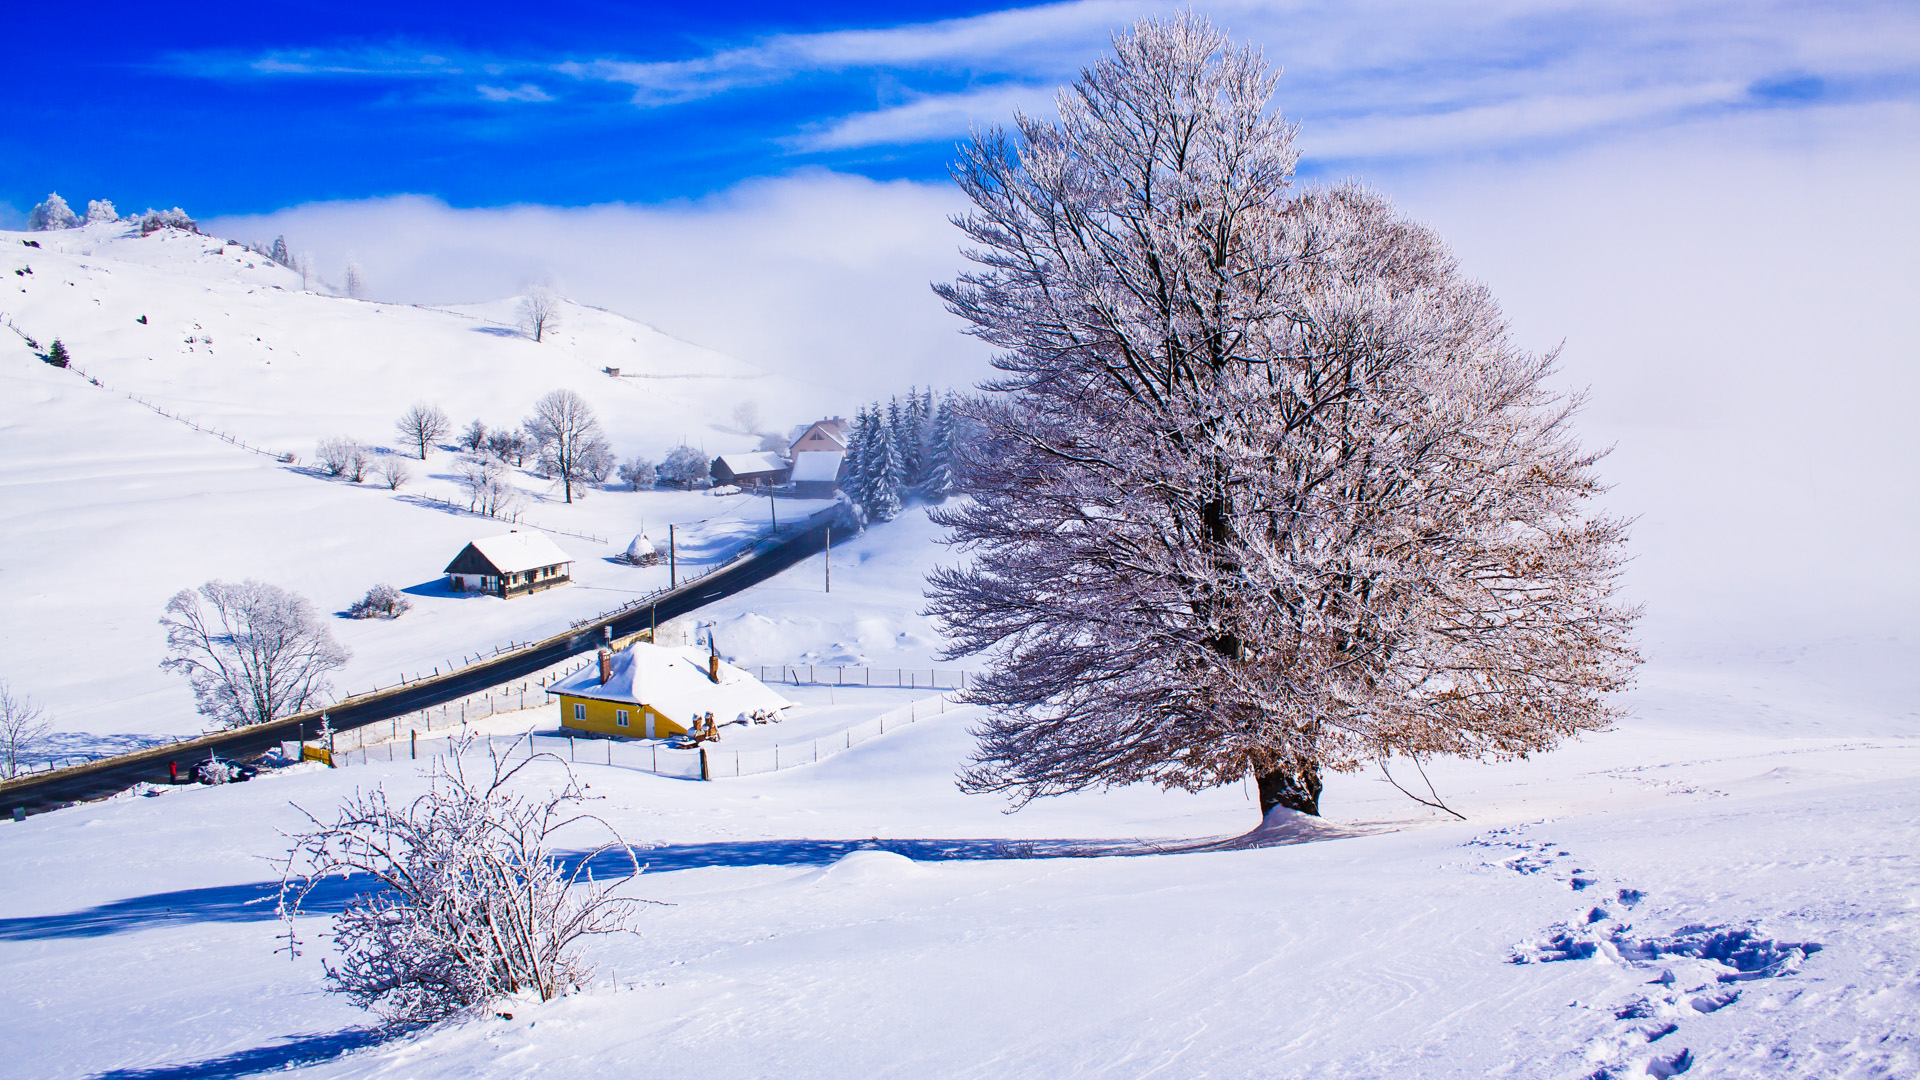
[923, 391, 962, 503]
[45, 339, 69, 368]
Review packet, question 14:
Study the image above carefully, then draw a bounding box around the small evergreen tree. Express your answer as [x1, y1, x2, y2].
[862, 406, 904, 522]
[45, 339, 69, 368]
[922, 391, 962, 503]
[270, 236, 292, 268]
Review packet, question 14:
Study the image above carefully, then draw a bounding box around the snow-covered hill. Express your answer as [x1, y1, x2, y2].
[0, 221, 936, 748]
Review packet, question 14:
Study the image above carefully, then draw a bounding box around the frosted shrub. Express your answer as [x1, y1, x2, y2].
[657, 444, 708, 489]
[616, 456, 654, 491]
[347, 584, 411, 619]
[85, 199, 118, 224]
[278, 738, 646, 1027]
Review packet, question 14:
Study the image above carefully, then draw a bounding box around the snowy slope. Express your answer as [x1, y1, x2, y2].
[0, 221, 936, 748]
[0, 663, 1914, 1080]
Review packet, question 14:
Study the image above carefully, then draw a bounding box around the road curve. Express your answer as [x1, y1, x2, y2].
[1, 507, 854, 818]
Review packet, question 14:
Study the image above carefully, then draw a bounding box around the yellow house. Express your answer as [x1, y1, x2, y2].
[548, 642, 793, 740]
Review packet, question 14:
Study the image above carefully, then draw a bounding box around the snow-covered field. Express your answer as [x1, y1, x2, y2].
[0, 222, 944, 752]
[4, 220, 1917, 1079]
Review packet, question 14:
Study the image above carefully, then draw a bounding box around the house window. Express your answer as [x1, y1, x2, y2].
[616, 709, 629, 727]
[573, 703, 586, 721]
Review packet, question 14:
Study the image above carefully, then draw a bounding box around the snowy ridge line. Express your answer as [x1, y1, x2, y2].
[0, 509, 847, 813]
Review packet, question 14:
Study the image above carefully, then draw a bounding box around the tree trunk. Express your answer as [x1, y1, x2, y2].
[1256, 763, 1322, 818]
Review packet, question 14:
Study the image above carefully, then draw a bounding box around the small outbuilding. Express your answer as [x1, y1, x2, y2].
[444, 531, 573, 599]
[549, 642, 792, 739]
[710, 451, 791, 489]
[789, 448, 847, 498]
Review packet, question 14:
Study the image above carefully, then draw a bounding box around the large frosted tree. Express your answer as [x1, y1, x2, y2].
[927, 15, 1639, 820]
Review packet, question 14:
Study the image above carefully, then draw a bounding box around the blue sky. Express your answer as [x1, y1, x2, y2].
[8, 0, 1917, 219]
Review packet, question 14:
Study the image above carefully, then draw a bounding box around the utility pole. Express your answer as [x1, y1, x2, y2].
[771, 490, 777, 530]
[669, 523, 676, 587]
[825, 525, 831, 593]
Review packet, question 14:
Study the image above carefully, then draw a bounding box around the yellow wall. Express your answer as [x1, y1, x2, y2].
[557, 694, 688, 739]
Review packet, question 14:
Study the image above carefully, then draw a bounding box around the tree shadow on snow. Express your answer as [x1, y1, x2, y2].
[0, 874, 374, 941]
[8, 820, 1359, 942]
[80, 1027, 389, 1080]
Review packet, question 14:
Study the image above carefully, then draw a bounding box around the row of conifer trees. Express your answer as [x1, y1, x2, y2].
[842, 387, 965, 523]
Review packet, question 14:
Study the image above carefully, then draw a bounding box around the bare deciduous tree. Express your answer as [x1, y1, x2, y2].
[524, 390, 608, 503]
[456, 455, 523, 518]
[316, 437, 371, 482]
[519, 287, 562, 343]
[159, 580, 351, 730]
[278, 737, 646, 1027]
[345, 262, 366, 299]
[394, 403, 450, 459]
[460, 419, 489, 452]
[731, 400, 762, 434]
[373, 457, 411, 490]
[0, 680, 52, 779]
[928, 15, 1640, 822]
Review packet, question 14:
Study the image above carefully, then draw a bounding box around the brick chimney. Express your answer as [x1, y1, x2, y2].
[598, 649, 613, 685]
[708, 652, 721, 684]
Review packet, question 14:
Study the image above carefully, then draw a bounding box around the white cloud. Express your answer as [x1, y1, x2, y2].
[476, 83, 555, 103]
[790, 84, 1060, 151]
[203, 172, 993, 400]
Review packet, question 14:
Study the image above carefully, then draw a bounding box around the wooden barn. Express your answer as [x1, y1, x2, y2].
[710, 451, 791, 489]
[548, 642, 792, 739]
[444, 531, 573, 599]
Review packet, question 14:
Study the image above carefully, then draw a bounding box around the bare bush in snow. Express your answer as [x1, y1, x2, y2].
[278, 737, 646, 1027]
[0, 680, 52, 779]
[456, 456, 523, 518]
[347, 584, 411, 619]
[616, 457, 654, 491]
[394, 403, 451, 460]
[485, 428, 529, 466]
[928, 15, 1639, 821]
[525, 389, 608, 503]
[372, 457, 411, 490]
[159, 580, 350, 730]
[316, 437, 371, 481]
[519, 287, 561, 343]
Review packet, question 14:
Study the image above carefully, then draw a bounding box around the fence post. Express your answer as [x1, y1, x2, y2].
[699, 747, 710, 781]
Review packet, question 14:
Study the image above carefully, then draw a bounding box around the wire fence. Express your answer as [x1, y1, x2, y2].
[322, 692, 957, 780]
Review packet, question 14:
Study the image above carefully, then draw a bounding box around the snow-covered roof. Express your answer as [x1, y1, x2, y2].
[548, 643, 793, 724]
[626, 533, 656, 558]
[790, 449, 845, 483]
[716, 451, 789, 477]
[450, 531, 573, 575]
